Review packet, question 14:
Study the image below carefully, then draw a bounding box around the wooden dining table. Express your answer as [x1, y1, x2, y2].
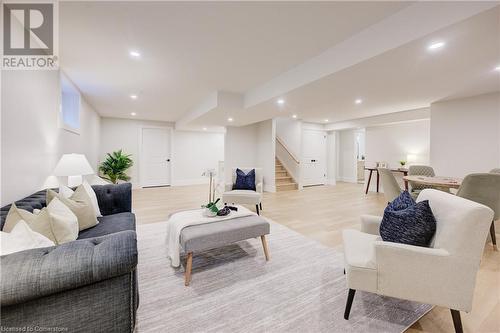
[403, 175, 462, 191]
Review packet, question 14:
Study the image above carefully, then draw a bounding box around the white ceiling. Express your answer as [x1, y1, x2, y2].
[60, 2, 500, 128]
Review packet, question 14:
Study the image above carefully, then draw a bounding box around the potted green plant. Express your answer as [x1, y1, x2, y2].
[99, 150, 133, 184]
[399, 160, 407, 168]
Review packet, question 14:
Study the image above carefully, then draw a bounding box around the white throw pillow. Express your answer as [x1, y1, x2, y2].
[59, 185, 74, 198]
[82, 180, 102, 217]
[0, 221, 55, 256]
[46, 197, 79, 244]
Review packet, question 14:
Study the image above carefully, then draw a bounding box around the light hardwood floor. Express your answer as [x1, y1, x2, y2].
[133, 182, 500, 333]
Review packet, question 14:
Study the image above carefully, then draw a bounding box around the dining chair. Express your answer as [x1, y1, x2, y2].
[456, 173, 500, 250]
[342, 189, 494, 333]
[377, 168, 402, 203]
[490, 168, 500, 174]
[408, 165, 436, 199]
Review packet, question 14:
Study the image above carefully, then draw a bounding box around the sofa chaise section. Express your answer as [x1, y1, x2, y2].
[0, 183, 139, 333]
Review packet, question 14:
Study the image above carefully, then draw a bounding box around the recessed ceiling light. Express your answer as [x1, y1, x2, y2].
[292, 114, 297, 119]
[130, 94, 138, 100]
[277, 99, 285, 105]
[203, 127, 207, 131]
[494, 65, 500, 71]
[227, 117, 233, 122]
[130, 112, 137, 116]
[324, 119, 329, 123]
[355, 99, 363, 104]
[129, 50, 141, 58]
[428, 41, 445, 50]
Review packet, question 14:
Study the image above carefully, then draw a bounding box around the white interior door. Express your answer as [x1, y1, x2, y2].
[140, 127, 171, 187]
[302, 129, 327, 186]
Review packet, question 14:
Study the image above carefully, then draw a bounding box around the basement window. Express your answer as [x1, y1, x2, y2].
[59, 74, 81, 134]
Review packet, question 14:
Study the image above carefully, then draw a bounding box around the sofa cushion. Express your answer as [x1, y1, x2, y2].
[380, 200, 437, 247]
[47, 186, 99, 231]
[222, 190, 262, 205]
[1, 190, 47, 230]
[78, 212, 136, 239]
[387, 190, 415, 211]
[233, 168, 256, 191]
[1, 221, 55, 256]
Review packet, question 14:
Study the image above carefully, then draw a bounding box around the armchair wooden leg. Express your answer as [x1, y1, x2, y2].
[490, 221, 497, 250]
[260, 235, 270, 261]
[185, 252, 193, 286]
[259, 202, 262, 211]
[256, 204, 260, 215]
[450, 309, 463, 333]
[344, 289, 356, 320]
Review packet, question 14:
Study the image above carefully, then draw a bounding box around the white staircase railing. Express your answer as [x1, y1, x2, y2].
[276, 137, 300, 165]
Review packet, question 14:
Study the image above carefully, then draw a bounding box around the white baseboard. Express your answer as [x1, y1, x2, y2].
[337, 177, 357, 183]
[171, 178, 208, 186]
[264, 184, 276, 193]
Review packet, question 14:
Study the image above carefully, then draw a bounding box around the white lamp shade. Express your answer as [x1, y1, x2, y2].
[53, 153, 94, 176]
[407, 154, 417, 164]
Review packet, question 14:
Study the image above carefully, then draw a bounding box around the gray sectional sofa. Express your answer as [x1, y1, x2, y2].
[0, 183, 139, 332]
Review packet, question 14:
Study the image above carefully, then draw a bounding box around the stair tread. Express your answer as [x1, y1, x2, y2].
[276, 181, 297, 186]
[275, 159, 298, 191]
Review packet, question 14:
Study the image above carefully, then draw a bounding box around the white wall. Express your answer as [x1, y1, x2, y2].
[430, 92, 500, 177]
[224, 124, 259, 183]
[172, 130, 224, 186]
[1, 70, 101, 205]
[257, 120, 276, 192]
[275, 117, 301, 157]
[365, 119, 430, 192]
[337, 129, 357, 183]
[326, 131, 338, 185]
[224, 120, 276, 192]
[100, 118, 224, 187]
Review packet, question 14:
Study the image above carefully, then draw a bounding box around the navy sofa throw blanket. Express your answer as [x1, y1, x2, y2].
[380, 191, 436, 247]
[233, 168, 256, 191]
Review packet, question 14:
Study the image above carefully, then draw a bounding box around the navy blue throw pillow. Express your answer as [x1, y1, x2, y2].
[387, 190, 415, 211]
[380, 200, 437, 247]
[233, 169, 256, 191]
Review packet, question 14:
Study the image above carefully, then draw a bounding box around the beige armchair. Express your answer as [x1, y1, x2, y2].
[342, 189, 494, 333]
[456, 173, 500, 250]
[222, 168, 263, 214]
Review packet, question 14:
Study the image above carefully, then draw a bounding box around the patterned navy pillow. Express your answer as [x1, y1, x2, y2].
[380, 200, 437, 247]
[387, 190, 415, 211]
[233, 169, 256, 191]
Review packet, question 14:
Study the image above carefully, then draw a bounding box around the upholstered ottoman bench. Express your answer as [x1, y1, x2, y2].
[180, 215, 270, 286]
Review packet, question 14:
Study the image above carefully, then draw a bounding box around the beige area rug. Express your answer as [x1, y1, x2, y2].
[136, 220, 431, 333]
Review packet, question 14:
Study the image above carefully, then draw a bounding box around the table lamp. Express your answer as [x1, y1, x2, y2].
[406, 154, 417, 165]
[53, 153, 94, 187]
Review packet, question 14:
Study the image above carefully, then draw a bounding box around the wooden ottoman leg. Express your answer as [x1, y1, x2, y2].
[261, 235, 270, 261]
[185, 252, 193, 286]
